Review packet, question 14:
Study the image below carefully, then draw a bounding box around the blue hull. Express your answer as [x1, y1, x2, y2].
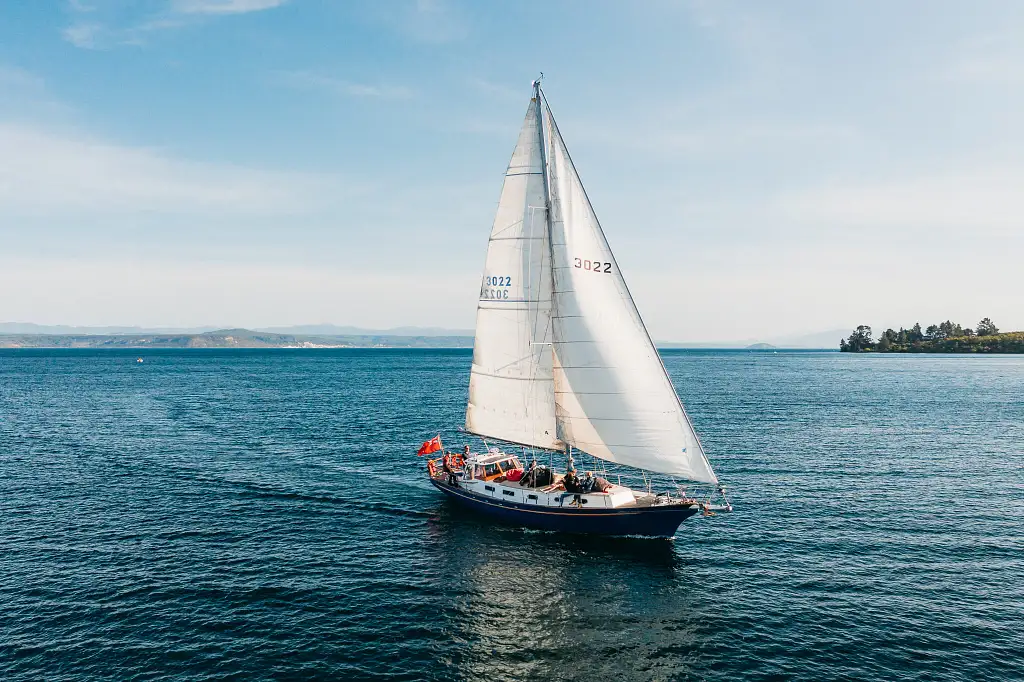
[430, 479, 699, 538]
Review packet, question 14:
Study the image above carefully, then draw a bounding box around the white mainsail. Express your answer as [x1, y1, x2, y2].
[540, 95, 719, 484]
[465, 98, 563, 450]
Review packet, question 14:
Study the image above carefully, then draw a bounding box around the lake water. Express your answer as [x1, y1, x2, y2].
[1, 349, 1021, 681]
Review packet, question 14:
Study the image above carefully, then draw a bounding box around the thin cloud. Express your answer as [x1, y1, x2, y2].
[467, 77, 523, 101]
[0, 257, 478, 331]
[62, 23, 104, 49]
[774, 170, 1024, 234]
[0, 65, 46, 91]
[60, 18, 189, 49]
[173, 0, 290, 15]
[367, 0, 468, 45]
[940, 31, 1024, 85]
[61, 0, 288, 49]
[0, 122, 342, 216]
[278, 71, 415, 100]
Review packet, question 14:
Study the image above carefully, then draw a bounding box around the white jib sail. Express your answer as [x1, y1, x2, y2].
[542, 97, 718, 483]
[465, 98, 563, 451]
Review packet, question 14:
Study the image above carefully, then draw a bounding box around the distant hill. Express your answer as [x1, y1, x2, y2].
[254, 324, 474, 337]
[0, 322, 220, 335]
[0, 322, 474, 337]
[0, 328, 473, 349]
[745, 343, 778, 350]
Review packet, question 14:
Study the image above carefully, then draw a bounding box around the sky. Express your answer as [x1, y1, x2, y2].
[1, 0, 1022, 342]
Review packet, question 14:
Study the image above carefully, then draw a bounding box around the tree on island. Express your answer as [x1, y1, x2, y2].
[977, 318, 999, 336]
[845, 325, 873, 352]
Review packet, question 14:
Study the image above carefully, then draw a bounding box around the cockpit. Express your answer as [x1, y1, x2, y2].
[464, 450, 523, 482]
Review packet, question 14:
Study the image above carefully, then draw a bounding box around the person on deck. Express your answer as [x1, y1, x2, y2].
[442, 452, 458, 485]
[563, 468, 582, 493]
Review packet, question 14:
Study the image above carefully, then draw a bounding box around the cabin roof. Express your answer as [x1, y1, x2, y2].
[467, 451, 519, 465]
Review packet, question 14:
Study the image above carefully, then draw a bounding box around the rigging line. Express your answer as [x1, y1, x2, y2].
[539, 88, 717, 482]
[476, 346, 548, 374]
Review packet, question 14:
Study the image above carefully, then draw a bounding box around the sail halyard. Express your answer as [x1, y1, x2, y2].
[537, 88, 718, 484]
[464, 93, 563, 451]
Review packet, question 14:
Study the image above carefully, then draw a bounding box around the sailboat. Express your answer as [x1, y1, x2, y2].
[421, 79, 731, 538]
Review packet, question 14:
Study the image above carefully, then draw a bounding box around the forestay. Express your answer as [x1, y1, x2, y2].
[465, 99, 563, 451]
[541, 96, 718, 483]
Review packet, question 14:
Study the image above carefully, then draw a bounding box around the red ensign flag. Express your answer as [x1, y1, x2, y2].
[417, 435, 442, 456]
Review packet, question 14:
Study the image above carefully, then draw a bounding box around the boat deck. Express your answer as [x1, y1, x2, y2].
[428, 459, 696, 511]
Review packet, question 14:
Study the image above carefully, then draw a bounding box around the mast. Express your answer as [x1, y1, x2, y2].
[533, 76, 555, 319]
[535, 77, 570, 472]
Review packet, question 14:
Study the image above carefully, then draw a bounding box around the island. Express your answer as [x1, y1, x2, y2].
[839, 318, 1023, 353]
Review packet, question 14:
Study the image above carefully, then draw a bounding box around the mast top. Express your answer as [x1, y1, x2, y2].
[532, 72, 544, 90]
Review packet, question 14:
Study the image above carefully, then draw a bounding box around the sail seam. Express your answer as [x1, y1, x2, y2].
[470, 373, 551, 382]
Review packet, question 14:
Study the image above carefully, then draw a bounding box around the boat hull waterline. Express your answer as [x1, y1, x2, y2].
[430, 479, 701, 538]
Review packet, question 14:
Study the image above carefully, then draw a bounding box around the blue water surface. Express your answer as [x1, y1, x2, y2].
[1, 349, 1021, 681]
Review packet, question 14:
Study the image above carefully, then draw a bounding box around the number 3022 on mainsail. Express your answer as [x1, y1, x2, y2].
[418, 79, 731, 539]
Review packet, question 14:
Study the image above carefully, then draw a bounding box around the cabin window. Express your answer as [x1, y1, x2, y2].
[484, 485, 495, 492]
[503, 490, 515, 497]
[527, 494, 538, 500]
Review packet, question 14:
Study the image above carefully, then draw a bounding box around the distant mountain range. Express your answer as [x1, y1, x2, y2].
[255, 324, 475, 337]
[0, 323, 218, 335]
[0, 323, 845, 349]
[0, 323, 474, 337]
[0, 328, 474, 349]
